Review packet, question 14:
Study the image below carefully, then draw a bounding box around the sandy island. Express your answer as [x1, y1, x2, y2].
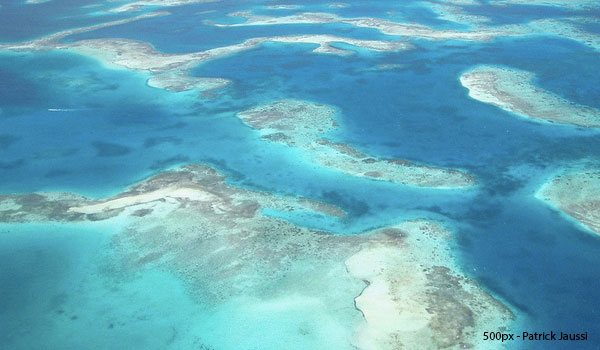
[211, 11, 523, 41]
[238, 99, 475, 188]
[0, 164, 513, 349]
[460, 65, 600, 128]
[209, 9, 600, 52]
[536, 169, 600, 235]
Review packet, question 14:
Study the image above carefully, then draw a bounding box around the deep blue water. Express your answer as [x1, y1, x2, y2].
[1, 0, 600, 349]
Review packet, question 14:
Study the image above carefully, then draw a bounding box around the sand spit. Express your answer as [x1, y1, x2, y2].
[211, 11, 523, 41]
[536, 169, 600, 235]
[439, 0, 480, 4]
[347, 221, 513, 349]
[264, 4, 302, 10]
[238, 99, 475, 188]
[0, 164, 513, 349]
[460, 65, 600, 128]
[108, 0, 218, 13]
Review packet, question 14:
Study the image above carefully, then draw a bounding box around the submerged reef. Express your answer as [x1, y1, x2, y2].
[0, 164, 512, 349]
[537, 169, 600, 235]
[237, 99, 475, 188]
[460, 65, 600, 128]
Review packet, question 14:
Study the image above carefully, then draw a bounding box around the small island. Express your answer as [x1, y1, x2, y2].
[238, 99, 475, 188]
[536, 169, 600, 235]
[460, 65, 600, 128]
[212, 11, 522, 41]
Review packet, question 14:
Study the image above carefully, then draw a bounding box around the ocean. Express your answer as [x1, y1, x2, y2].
[1, 0, 599, 349]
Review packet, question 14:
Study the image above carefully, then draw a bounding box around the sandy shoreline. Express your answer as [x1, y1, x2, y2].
[347, 221, 513, 349]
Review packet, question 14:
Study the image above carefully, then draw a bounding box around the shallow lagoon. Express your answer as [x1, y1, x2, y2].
[0, 222, 205, 350]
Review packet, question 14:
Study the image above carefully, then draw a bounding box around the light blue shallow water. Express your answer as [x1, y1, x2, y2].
[1, 0, 600, 349]
[0, 222, 217, 350]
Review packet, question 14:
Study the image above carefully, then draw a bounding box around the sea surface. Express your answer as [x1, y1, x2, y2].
[1, 1, 599, 349]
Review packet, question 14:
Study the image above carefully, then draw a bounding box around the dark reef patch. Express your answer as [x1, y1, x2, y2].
[150, 155, 190, 170]
[45, 169, 71, 178]
[131, 208, 153, 217]
[143, 136, 183, 148]
[159, 122, 188, 130]
[202, 157, 247, 182]
[92, 141, 132, 157]
[0, 159, 25, 170]
[0, 134, 19, 150]
[321, 190, 370, 217]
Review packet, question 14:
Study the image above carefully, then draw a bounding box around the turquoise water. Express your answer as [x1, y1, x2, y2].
[1, 0, 600, 349]
[0, 222, 222, 350]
